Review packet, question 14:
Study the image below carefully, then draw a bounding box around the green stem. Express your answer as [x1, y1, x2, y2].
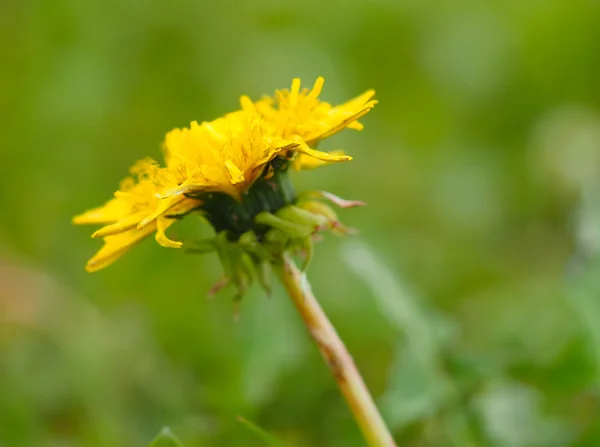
[275, 254, 397, 447]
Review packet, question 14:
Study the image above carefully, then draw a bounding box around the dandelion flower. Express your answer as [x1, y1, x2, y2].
[74, 78, 376, 275]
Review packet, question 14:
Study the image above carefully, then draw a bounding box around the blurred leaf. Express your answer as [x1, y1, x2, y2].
[238, 416, 287, 447]
[472, 380, 573, 447]
[379, 342, 449, 428]
[568, 184, 600, 381]
[567, 254, 600, 384]
[148, 427, 185, 447]
[341, 241, 458, 429]
[238, 289, 307, 406]
[341, 241, 457, 352]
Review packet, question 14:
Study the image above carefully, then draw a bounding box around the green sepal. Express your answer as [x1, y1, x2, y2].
[255, 258, 272, 296]
[239, 230, 276, 262]
[232, 252, 254, 300]
[215, 231, 235, 277]
[296, 200, 338, 223]
[299, 236, 314, 272]
[263, 228, 290, 259]
[297, 190, 366, 208]
[255, 211, 312, 238]
[275, 205, 329, 229]
[208, 276, 230, 298]
[213, 231, 248, 299]
[264, 227, 289, 245]
[184, 237, 217, 254]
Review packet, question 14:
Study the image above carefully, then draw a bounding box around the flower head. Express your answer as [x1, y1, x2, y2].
[74, 77, 376, 276]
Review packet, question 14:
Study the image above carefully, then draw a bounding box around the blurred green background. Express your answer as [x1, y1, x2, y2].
[3, 0, 600, 445]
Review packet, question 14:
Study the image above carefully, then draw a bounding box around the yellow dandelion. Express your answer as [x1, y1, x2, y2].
[74, 77, 376, 272]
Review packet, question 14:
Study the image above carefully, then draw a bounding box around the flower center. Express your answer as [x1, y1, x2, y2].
[188, 158, 296, 238]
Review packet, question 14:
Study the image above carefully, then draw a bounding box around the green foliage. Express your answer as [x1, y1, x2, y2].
[149, 428, 185, 447]
[237, 417, 287, 447]
[2, 0, 600, 446]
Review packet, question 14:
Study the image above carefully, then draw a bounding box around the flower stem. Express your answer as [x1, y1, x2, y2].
[275, 254, 397, 447]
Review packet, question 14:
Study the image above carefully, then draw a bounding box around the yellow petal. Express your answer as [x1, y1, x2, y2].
[91, 211, 148, 238]
[73, 199, 130, 225]
[290, 78, 301, 106]
[347, 121, 364, 131]
[307, 100, 377, 144]
[240, 95, 255, 112]
[85, 224, 157, 272]
[224, 159, 245, 184]
[201, 164, 227, 184]
[137, 196, 183, 230]
[166, 197, 202, 217]
[155, 217, 182, 248]
[254, 141, 298, 166]
[294, 150, 347, 170]
[343, 89, 376, 108]
[204, 122, 226, 142]
[307, 76, 325, 102]
[158, 182, 204, 199]
[295, 141, 353, 163]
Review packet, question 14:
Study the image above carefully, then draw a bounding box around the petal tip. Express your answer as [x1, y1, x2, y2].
[85, 261, 100, 273]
